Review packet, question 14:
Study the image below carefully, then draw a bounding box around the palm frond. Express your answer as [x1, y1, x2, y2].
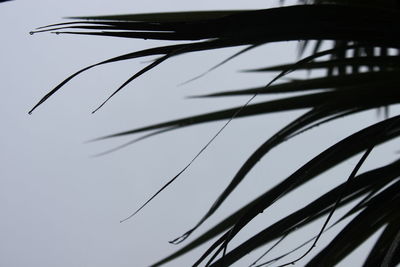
[152, 158, 400, 266]
[30, 4, 400, 113]
[32, 1, 400, 266]
[198, 115, 400, 266]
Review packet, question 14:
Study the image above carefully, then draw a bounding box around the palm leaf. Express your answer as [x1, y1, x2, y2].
[30, 4, 400, 113]
[32, 1, 400, 266]
[151, 159, 400, 266]
[204, 115, 400, 266]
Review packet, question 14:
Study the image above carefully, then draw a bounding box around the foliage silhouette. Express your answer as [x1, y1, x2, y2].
[31, 0, 400, 266]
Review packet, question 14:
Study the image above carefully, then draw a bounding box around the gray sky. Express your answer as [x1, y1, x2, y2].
[1, 0, 398, 266]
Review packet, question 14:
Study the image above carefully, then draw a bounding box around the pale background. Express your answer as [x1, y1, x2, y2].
[1, 0, 398, 266]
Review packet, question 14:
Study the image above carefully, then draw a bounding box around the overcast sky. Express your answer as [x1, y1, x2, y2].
[1, 1, 398, 266]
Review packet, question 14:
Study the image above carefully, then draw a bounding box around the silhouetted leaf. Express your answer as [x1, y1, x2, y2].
[33, 2, 400, 266]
